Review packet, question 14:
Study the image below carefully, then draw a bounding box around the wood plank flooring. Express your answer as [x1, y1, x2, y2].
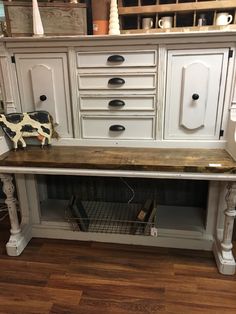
[0, 216, 236, 314]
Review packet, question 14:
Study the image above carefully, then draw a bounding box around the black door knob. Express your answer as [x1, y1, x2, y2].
[40, 95, 47, 101]
[108, 78, 125, 85]
[192, 93, 199, 100]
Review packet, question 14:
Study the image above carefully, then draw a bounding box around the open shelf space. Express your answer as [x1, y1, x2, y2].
[40, 199, 205, 237]
[118, 0, 236, 33]
[36, 175, 208, 239]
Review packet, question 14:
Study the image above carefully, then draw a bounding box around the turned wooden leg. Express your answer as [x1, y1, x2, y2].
[0, 174, 21, 235]
[213, 182, 236, 275]
[0, 173, 32, 256]
[221, 183, 236, 260]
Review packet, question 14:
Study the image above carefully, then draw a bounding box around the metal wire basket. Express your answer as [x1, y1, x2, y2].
[65, 200, 157, 236]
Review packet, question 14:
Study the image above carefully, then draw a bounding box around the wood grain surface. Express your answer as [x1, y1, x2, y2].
[0, 217, 236, 314]
[1, 146, 236, 174]
[118, 0, 236, 15]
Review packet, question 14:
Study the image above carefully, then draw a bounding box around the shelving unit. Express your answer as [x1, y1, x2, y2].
[118, 0, 236, 33]
[38, 174, 207, 238]
[40, 199, 205, 237]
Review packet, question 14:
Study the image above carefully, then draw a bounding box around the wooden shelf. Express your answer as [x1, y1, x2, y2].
[40, 199, 205, 236]
[121, 23, 236, 34]
[118, 0, 236, 33]
[119, 0, 236, 15]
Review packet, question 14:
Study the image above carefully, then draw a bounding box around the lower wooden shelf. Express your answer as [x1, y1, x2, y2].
[40, 199, 205, 237]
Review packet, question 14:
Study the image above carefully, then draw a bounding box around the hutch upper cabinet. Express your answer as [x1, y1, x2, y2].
[1, 32, 235, 149]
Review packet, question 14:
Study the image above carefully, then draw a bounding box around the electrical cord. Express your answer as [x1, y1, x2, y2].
[119, 177, 135, 204]
[0, 203, 8, 222]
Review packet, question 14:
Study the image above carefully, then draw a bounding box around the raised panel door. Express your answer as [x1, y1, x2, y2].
[15, 53, 73, 138]
[164, 49, 229, 140]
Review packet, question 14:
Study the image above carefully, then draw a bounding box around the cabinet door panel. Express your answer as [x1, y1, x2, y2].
[180, 61, 209, 130]
[31, 64, 59, 124]
[15, 53, 73, 138]
[164, 49, 229, 140]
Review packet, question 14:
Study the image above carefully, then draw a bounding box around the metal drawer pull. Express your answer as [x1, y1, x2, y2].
[192, 93, 199, 100]
[108, 77, 125, 85]
[107, 55, 125, 63]
[39, 95, 47, 101]
[108, 100, 125, 107]
[109, 125, 125, 132]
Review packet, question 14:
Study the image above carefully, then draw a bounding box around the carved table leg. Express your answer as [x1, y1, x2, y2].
[213, 182, 236, 275]
[0, 173, 32, 256]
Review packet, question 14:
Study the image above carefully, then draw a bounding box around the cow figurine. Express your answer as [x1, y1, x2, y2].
[0, 110, 58, 149]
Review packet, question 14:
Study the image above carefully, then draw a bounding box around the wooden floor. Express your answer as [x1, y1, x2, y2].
[0, 217, 236, 314]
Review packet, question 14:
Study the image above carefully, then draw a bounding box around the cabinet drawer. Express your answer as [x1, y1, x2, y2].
[80, 95, 155, 111]
[78, 74, 156, 90]
[77, 50, 157, 68]
[81, 116, 154, 140]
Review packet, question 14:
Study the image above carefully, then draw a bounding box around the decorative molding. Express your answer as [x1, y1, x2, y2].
[180, 62, 209, 130]
[0, 55, 16, 113]
[30, 64, 59, 125]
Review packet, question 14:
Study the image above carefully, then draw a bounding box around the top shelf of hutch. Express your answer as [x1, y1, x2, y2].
[118, 0, 236, 34]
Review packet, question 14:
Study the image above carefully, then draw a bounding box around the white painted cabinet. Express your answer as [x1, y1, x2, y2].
[164, 49, 229, 140]
[14, 53, 73, 138]
[0, 37, 234, 148]
[0, 34, 236, 276]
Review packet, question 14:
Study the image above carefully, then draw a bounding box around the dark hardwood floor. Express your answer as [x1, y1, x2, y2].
[0, 216, 236, 314]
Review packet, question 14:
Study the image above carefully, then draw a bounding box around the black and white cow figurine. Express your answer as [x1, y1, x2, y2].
[0, 111, 57, 149]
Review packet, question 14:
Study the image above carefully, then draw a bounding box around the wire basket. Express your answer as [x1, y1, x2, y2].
[65, 200, 156, 236]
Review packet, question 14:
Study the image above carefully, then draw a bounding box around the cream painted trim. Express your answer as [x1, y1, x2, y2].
[0, 166, 236, 181]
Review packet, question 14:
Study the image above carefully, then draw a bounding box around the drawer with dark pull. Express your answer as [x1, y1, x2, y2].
[81, 116, 155, 140]
[77, 50, 157, 68]
[78, 74, 156, 90]
[80, 95, 155, 111]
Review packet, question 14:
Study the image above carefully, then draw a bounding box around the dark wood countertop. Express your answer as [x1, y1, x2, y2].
[0, 146, 236, 174]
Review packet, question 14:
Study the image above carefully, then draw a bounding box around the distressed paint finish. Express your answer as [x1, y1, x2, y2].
[0, 174, 20, 235]
[221, 183, 236, 257]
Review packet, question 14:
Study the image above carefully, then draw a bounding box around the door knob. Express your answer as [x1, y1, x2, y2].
[192, 93, 199, 100]
[40, 95, 47, 101]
